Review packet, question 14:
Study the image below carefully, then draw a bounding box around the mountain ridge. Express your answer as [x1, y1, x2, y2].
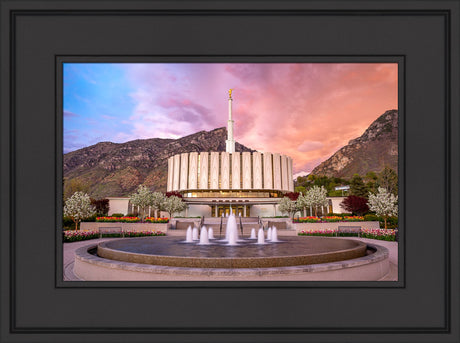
[310, 109, 398, 178]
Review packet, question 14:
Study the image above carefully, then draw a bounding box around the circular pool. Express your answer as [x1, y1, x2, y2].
[96, 236, 367, 268]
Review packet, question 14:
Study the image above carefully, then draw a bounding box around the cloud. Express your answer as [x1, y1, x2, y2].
[65, 63, 398, 173]
[297, 141, 324, 152]
[63, 110, 79, 118]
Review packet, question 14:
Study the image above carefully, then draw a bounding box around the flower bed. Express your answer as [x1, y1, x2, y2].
[96, 216, 140, 223]
[361, 228, 396, 241]
[63, 230, 99, 242]
[298, 229, 336, 237]
[63, 229, 166, 242]
[293, 216, 364, 223]
[297, 228, 396, 241]
[145, 217, 169, 223]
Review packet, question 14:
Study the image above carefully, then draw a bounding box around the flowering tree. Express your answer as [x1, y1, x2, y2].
[163, 195, 186, 218]
[151, 192, 166, 218]
[367, 187, 398, 229]
[64, 191, 96, 230]
[305, 185, 329, 216]
[278, 196, 298, 218]
[296, 192, 313, 217]
[129, 185, 154, 221]
[340, 195, 369, 215]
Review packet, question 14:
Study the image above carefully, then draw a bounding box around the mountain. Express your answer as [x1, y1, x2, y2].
[63, 127, 254, 198]
[310, 109, 398, 178]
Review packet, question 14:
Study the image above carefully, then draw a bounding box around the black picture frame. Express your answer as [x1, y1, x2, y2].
[1, 1, 458, 343]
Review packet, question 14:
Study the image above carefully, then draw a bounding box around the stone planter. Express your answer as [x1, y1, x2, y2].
[80, 222, 170, 233]
[293, 221, 380, 233]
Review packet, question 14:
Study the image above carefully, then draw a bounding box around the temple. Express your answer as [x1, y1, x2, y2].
[166, 90, 295, 217]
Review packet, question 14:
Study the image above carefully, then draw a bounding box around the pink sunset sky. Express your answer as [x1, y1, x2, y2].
[64, 63, 398, 177]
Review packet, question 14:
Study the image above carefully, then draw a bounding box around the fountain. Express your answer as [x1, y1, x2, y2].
[257, 228, 265, 244]
[208, 228, 214, 239]
[198, 227, 210, 245]
[271, 227, 280, 242]
[192, 227, 199, 241]
[267, 227, 272, 240]
[75, 231, 391, 281]
[249, 228, 256, 239]
[185, 226, 193, 243]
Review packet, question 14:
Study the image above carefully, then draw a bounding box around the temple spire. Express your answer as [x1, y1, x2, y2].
[226, 89, 235, 153]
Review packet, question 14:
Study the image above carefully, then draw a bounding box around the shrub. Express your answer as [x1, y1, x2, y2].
[364, 214, 398, 229]
[111, 213, 125, 217]
[145, 217, 169, 223]
[96, 216, 140, 223]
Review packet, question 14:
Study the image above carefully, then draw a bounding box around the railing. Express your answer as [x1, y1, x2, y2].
[258, 216, 264, 230]
[219, 215, 223, 239]
[199, 216, 204, 229]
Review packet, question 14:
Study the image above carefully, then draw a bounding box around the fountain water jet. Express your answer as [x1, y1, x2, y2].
[185, 226, 193, 243]
[198, 227, 210, 245]
[208, 228, 214, 239]
[192, 227, 199, 241]
[257, 228, 265, 244]
[250, 228, 256, 239]
[267, 227, 272, 240]
[271, 227, 280, 242]
[226, 214, 239, 245]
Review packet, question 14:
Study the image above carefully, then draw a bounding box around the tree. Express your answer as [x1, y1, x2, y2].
[377, 166, 398, 195]
[165, 191, 183, 198]
[296, 192, 313, 217]
[283, 192, 300, 201]
[63, 178, 90, 201]
[129, 185, 154, 221]
[163, 195, 186, 218]
[90, 198, 109, 216]
[64, 192, 96, 230]
[340, 195, 369, 215]
[368, 187, 398, 229]
[305, 185, 329, 216]
[349, 174, 368, 197]
[278, 197, 298, 218]
[294, 186, 306, 194]
[151, 192, 166, 217]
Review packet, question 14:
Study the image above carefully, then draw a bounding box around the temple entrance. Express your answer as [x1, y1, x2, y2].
[212, 205, 250, 217]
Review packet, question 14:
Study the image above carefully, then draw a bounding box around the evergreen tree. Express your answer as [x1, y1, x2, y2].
[350, 174, 368, 197]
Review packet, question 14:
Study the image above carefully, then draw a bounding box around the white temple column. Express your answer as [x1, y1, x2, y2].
[252, 152, 262, 189]
[167, 157, 174, 192]
[232, 152, 241, 189]
[263, 153, 273, 189]
[281, 155, 288, 191]
[273, 153, 282, 190]
[173, 154, 181, 191]
[242, 152, 252, 189]
[180, 153, 188, 191]
[221, 152, 230, 189]
[199, 152, 209, 189]
[188, 152, 198, 189]
[210, 152, 219, 189]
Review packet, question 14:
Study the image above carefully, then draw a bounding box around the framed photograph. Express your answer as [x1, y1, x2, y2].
[1, 1, 458, 342]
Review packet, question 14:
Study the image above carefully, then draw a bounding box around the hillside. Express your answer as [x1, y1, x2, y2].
[63, 127, 253, 197]
[310, 109, 398, 178]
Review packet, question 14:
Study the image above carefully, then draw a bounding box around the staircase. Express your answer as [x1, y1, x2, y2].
[203, 217, 261, 238]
